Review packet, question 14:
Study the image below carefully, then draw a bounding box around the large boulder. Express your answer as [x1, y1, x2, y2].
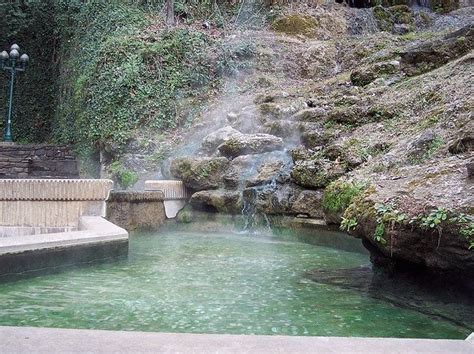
[222, 155, 254, 189]
[345, 192, 474, 277]
[190, 189, 242, 214]
[292, 190, 325, 218]
[400, 24, 473, 76]
[301, 128, 333, 149]
[271, 14, 319, 38]
[246, 183, 302, 215]
[246, 160, 288, 187]
[350, 60, 400, 87]
[291, 108, 327, 122]
[170, 157, 229, 191]
[291, 159, 346, 189]
[218, 133, 284, 158]
[373, 5, 414, 34]
[201, 126, 241, 153]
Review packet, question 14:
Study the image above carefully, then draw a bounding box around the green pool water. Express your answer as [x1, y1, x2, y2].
[0, 228, 469, 338]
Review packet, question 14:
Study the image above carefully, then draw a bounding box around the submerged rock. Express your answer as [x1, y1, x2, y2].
[170, 157, 229, 191]
[307, 266, 474, 331]
[218, 133, 284, 159]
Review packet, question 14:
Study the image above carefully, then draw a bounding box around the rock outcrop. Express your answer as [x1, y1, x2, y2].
[400, 24, 473, 75]
[170, 157, 229, 191]
[218, 133, 284, 158]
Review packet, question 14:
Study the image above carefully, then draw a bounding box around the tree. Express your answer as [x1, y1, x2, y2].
[164, 0, 175, 27]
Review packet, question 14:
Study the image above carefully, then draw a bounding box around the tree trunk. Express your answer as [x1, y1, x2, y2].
[164, 0, 176, 27]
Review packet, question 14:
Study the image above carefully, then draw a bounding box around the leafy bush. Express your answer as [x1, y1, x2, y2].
[109, 161, 138, 189]
[322, 181, 365, 213]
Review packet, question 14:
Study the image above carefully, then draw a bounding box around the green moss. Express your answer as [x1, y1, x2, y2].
[322, 181, 365, 213]
[373, 5, 414, 33]
[343, 187, 377, 223]
[109, 161, 138, 190]
[429, 0, 459, 13]
[271, 14, 318, 38]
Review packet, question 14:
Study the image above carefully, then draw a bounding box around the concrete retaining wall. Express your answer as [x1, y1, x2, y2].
[106, 191, 166, 231]
[0, 179, 113, 236]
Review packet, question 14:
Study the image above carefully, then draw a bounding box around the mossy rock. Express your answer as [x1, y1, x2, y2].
[271, 15, 319, 38]
[428, 0, 459, 13]
[401, 24, 473, 76]
[190, 190, 242, 214]
[170, 157, 229, 191]
[322, 180, 365, 224]
[291, 159, 346, 189]
[373, 5, 414, 34]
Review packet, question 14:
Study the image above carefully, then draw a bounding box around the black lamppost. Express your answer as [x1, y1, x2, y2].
[1, 44, 29, 142]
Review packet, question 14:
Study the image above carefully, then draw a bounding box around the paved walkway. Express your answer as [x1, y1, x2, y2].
[0, 326, 472, 353]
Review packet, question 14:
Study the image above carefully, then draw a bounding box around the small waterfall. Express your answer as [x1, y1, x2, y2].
[241, 178, 277, 233]
[414, 0, 432, 8]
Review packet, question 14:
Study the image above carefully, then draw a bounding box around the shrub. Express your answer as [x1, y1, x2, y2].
[322, 181, 365, 213]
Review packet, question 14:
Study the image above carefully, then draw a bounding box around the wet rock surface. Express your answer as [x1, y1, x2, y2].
[159, 8, 474, 276]
[218, 133, 284, 158]
[291, 159, 346, 189]
[190, 189, 242, 214]
[170, 157, 229, 191]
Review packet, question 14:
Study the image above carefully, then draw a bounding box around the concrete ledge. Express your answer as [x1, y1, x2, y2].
[144, 180, 191, 200]
[107, 191, 164, 202]
[0, 179, 113, 201]
[0, 179, 114, 230]
[0, 216, 128, 277]
[0, 327, 472, 354]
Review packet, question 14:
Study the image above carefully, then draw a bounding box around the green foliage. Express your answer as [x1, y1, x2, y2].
[374, 223, 387, 244]
[271, 14, 318, 38]
[373, 5, 414, 33]
[419, 207, 448, 230]
[373, 202, 407, 245]
[375, 202, 407, 228]
[1, 0, 246, 159]
[410, 208, 474, 250]
[109, 161, 139, 189]
[0, 0, 58, 142]
[451, 213, 474, 250]
[340, 217, 358, 232]
[322, 181, 364, 213]
[52, 1, 244, 166]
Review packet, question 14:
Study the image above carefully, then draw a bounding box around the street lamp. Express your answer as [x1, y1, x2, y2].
[1, 43, 29, 142]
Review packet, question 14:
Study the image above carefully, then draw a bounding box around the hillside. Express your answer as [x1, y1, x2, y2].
[1, 1, 473, 276]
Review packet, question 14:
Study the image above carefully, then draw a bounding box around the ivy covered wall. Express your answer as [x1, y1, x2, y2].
[0, 0, 58, 142]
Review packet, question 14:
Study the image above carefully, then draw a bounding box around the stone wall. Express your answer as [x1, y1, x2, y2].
[106, 191, 166, 231]
[0, 143, 79, 179]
